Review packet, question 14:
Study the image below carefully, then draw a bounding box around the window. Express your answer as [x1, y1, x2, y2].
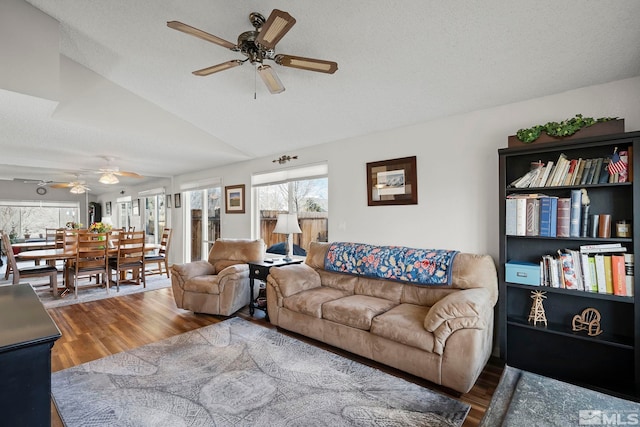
[0, 201, 80, 240]
[141, 194, 166, 245]
[180, 178, 222, 262]
[252, 163, 328, 252]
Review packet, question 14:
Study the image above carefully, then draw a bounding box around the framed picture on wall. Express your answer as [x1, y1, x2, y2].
[166, 194, 172, 208]
[225, 184, 245, 214]
[132, 198, 140, 216]
[366, 156, 418, 206]
[174, 193, 181, 208]
[105, 201, 112, 216]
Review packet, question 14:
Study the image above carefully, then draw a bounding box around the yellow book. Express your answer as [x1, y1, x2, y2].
[603, 255, 614, 294]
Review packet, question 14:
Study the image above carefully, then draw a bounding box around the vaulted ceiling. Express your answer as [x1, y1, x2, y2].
[2, 0, 640, 194]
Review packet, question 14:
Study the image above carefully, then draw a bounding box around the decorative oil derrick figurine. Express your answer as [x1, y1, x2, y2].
[528, 290, 548, 326]
[572, 308, 603, 337]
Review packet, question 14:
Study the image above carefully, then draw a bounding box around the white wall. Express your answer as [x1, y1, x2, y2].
[164, 76, 640, 264]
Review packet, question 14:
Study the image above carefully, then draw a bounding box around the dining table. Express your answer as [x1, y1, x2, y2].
[16, 243, 162, 297]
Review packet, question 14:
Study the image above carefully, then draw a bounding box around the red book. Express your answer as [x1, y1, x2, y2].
[556, 198, 571, 238]
[612, 254, 627, 296]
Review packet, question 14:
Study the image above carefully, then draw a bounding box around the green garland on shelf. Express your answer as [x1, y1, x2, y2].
[516, 114, 618, 143]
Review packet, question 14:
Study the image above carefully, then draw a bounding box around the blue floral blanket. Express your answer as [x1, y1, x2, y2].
[324, 242, 458, 285]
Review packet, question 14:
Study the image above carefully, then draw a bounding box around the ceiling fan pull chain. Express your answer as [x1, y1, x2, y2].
[254, 65, 257, 100]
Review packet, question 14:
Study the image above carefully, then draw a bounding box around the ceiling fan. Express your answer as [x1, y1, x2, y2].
[50, 177, 91, 194]
[91, 157, 143, 184]
[167, 9, 338, 94]
[13, 178, 56, 187]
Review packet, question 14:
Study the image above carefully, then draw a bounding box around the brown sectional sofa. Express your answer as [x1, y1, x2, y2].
[266, 241, 498, 393]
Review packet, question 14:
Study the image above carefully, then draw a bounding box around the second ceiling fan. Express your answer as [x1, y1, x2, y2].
[167, 9, 338, 94]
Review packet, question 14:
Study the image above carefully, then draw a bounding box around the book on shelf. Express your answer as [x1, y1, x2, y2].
[612, 254, 627, 296]
[569, 189, 582, 237]
[558, 251, 580, 290]
[539, 196, 558, 237]
[598, 158, 611, 184]
[563, 159, 578, 186]
[525, 197, 540, 236]
[603, 254, 614, 294]
[579, 243, 626, 254]
[587, 157, 603, 184]
[537, 162, 554, 187]
[570, 158, 584, 186]
[505, 198, 517, 235]
[624, 253, 634, 297]
[594, 254, 609, 294]
[580, 159, 593, 185]
[556, 198, 571, 237]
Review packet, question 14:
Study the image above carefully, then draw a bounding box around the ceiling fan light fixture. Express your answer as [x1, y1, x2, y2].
[69, 185, 85, 194]
[99, 173, 119, 185]
[258, 65, 285, 94]
[255, 9, 296, 49]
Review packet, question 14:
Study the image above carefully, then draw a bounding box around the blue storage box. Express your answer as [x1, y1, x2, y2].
[505, 261, 540, 286]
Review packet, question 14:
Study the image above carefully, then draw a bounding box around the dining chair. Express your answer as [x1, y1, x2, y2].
[144, 227, 172, 278]
[0, 231, 59, 296]
[108, 230, 146, 292]
[66, 231, 109, 299]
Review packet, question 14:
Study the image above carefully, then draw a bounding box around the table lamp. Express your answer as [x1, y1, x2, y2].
[273, 213, 302, 261]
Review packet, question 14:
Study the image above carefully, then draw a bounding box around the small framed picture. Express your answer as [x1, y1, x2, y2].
[105, 201, 112, 216]
[174, 193, 181, 208]
[132, 198, 140, 216]
[225, 184, 245, 214]
[166, 194, 172, 208]
[367, 156, 418, 206]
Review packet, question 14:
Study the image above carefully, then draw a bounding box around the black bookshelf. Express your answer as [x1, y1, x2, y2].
[498, 131, 640, 401]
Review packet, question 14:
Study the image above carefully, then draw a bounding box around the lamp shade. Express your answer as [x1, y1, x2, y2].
[273, 213, 302, 234]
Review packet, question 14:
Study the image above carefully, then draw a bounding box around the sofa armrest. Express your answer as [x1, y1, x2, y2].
[171, 260, 215, 286]
[217, 263, 249, 280]
[268, 263, 321, 298]
[423, 288, 493, 354]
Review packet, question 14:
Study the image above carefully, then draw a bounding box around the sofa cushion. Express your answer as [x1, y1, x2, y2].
[270, 264, 321, 298]
[322, 295, 398, 331]
[355, 276, 403, 302]
[207, 238, 265, 270]
[371, 303, 434, 353]
[284, 287, 350, 318]
[183, 275, 220, 294]
[305, 241, 330, 269]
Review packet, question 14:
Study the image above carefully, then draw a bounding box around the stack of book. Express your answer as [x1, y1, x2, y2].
[506, 190, 585, 237]
[508, 149, 631, 189]
[538, 243, 633, 296]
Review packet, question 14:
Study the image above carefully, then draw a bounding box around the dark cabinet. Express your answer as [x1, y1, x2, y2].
[0, 284, 61, 426]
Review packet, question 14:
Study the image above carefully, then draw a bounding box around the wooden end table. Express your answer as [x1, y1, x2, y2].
[248, 258, 303, 319]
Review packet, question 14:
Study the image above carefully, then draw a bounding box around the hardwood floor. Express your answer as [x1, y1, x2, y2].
[48, 287, 503, 426]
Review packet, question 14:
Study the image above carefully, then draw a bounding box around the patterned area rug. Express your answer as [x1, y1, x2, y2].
[480, 365, 640, 426]
[52, 318, 470, 426]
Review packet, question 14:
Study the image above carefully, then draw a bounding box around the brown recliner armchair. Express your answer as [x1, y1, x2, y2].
[170, 238, 265, 315]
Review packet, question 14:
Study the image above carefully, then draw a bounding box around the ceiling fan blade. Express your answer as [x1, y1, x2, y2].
[167, 21, 236, 50]
[114, 171, 143, 178]
[50, 183, 73, 189]
[275, 54, 338, 74]
[255, 9, 296, 50]
[193, 60, 243, 76]
[257, 65, 285, 94]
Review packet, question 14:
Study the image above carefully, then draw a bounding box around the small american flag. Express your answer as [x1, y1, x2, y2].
[608, 147, 628, 175]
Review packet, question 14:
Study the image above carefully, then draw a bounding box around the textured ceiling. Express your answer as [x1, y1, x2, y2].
[1, 0, 640, 194]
